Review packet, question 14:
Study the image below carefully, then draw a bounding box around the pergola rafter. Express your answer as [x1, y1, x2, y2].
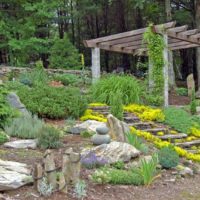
[83, 21, 200, 107]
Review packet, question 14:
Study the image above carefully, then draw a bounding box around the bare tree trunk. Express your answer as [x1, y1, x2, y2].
[195, 0, 200, 90]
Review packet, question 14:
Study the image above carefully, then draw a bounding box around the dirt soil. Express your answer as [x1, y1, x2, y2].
[1, 135, 200, 200]
[169, 90, 190, 106]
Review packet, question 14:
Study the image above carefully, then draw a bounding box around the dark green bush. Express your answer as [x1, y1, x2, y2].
[91, 75, 141, 105]
[0, 131, 9, 144]
[112, 161, 125, 169]
[0, 85, 15, 128]
[175, 87, 188, 96]
[53, 74, 80, 86]
[107, 168, 144, 185]
[37, 125, 62, 149]
[158, 146, 179, 169]
[17, 85, 87, 119]
[49, 35, 82, 69]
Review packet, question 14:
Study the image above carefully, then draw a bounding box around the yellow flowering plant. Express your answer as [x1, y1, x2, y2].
[80, 109, 107, 122]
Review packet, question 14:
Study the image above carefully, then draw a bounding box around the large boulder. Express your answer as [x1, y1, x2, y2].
[68, 120, 106, 135]
[186, 74, 195, 97]
[0, 159, 33, 191]
[107, 114, 130, 142]
[82, 141, 140, 164]
[4, 139, 37, 149]
[7, 92, 28, 114]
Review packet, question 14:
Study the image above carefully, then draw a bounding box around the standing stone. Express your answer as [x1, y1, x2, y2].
[33, 163, 43, 191]
[43, 150, 57, 190]
[187, 74, 195, 97]
[57, 173, 67, 194]
[62, 148, 81, 185]
[107, 114, 130, 142]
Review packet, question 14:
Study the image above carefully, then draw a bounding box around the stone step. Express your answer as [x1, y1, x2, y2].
[157, 133, 188, 140]
[186, 149, 200, 154]
[175, 140, 200, 148]
[142, 128, 168, 134]
[123, 116, 140, 123]
[90, 106, 110, 111]
[128, 122, 153, 130]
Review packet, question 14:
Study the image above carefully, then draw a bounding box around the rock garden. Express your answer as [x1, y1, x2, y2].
[0, 64, 200, 200]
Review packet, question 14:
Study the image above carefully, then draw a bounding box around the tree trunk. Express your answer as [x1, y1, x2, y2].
[195, 0, 200, 90]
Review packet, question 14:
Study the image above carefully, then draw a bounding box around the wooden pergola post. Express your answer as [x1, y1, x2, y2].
[91, 47, 100, 83]
[163, 32, 169, 107]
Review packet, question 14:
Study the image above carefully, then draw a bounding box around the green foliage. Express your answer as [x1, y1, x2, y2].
[91, 167, 144, 186]
[38, 177, 53, 197]
[175, 87, 188, 96]
[190, 89, 197, 115]
[110, 91, 123, 120]
[49, 35, 81, 69]
[144, 94, 163, 106]
[19, 67, 48, 87]
[158, 146, 179, 169]
[112, 161, 125, 169]
[53, 74, 80, 86]
[0, 85, 15, 129]
[164, 107, 200, 133]
[0, 131, 9, 144]
[139, 154, 158, 185]
[17, 85, 87, 119]
[80, 131, 95, 138]
[143, 24, 165, 105]
[5, 112, 44, 139]
[37, 125, 62, 149]
[90, 168, 111, 184]
[126, 132, 148, 154]
[91, 75, 141, 105]
[74, 180, 87, 199]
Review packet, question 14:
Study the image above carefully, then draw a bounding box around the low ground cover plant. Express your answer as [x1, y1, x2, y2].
[37, 125, 62, 149]
[17, 85, 87, 119]
[164, 107, 200, 133]
[53, 74, 80, 86]
[5, 112, 44, 139]
[158, 146, 179, 169]
[0, 130, 9, 144]
[175, 87, 188, 96]
[90, 75, 141, 105]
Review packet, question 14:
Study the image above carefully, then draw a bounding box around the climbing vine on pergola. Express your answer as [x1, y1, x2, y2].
[83, 21, 200, 107]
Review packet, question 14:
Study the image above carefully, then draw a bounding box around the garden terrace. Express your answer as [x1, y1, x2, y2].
[84, 21, 200, 107]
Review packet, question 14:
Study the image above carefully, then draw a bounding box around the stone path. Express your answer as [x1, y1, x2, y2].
[89, 106, 200, 155]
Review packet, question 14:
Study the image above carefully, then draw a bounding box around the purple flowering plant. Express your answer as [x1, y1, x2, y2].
[81, 151, 108, 169]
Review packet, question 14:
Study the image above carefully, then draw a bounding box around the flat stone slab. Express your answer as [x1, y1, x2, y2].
[4, 139, 37, 149]
[82, 141, 140, 164]
[0, 159, 33, 191]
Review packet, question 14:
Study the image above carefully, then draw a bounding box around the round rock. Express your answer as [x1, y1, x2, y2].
[91, 134, 111, 145]
[96, 126, 109, 135]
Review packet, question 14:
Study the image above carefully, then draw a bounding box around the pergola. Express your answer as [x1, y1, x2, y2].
[83, 21, 200, 107]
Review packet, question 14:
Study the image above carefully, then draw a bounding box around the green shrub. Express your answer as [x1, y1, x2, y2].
[158, 146, 179, 169]
[19, 67, 48, 87]
[190, 89, 197, 115]
[126, 132, 148, 154]
[139, 154, 158, 185]
[143, 94, 163, 106]
[110, 91, 123, 120]
[5, 112, 44, 139]
[91, 167, 144, 185]
[164, 107, 200, 133]
[17, 85, 87, 119]
[91, 75, 141, 105]
[37, 126, 62, 149]
[53, 74, 80, 86]
[112, 161, 125, 169]
[176, 87, 188, 96]
[0, 131, 9, 144]
[0, 85, 15, 128]
[80, 131, 95, 138]
[49, 35, 82, 69]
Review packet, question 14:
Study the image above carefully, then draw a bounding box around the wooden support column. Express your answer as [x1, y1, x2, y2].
[92, 47, 101, 83]
[148, 58, 154, 91]
[163, 33, 169, 107]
